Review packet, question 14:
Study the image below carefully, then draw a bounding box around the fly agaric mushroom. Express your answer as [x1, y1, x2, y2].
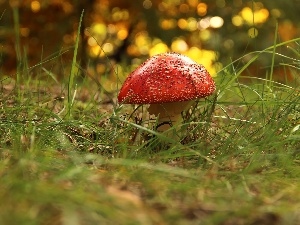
[118, 52, 216, 131]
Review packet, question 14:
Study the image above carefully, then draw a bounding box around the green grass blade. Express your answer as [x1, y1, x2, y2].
[268, 22, 279, 87]
[67, 10, 84, 119]
[12, 6, 21, 100]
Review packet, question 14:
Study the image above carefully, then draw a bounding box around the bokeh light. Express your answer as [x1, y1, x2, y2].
[102, 42, 114, 54]
[197, 3, 207, 16]
[149, 41, 169, 56]
[187, 17, 198, 31]
[31, 0, 40, 13]
[198, 29, 211, 41]
[186, 47, 218, 75]
[198, 17, 210, 30]
[90, 23, 107, 40]
[210, 16, 224, 28]
[248, 27, 258, 38]
[179, 3, 189, 13]
[112, 7, 129, 21]
[271, 8, 281, 18]
[160, 19, 177, 30]
[240, 7, 269, 25]
[117, 29, 128, 40]
[89, 45, 101, 57]
[187, 0, 198, 8]
[128, 32, 151, 56]
[232, 15, 243, 27]
[171, 38, 188, 53]
[143, 0, 152, 9]
[178, 18, 188, 30]
[278, 20, 297, 41]
[20, 27, 30, 37]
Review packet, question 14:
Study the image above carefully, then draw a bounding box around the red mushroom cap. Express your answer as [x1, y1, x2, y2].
[118, 52, 216, 104]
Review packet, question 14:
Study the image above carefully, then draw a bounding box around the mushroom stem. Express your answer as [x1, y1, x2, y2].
[148, 101, 193, 131]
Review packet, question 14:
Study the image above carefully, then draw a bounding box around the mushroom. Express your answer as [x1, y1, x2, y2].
[118, 52, 216, 131]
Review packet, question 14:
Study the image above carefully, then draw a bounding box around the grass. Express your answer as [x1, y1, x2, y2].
[1, 22, 300, 224]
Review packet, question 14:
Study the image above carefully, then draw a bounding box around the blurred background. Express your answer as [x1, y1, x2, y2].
[0, 0, 300, 85]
